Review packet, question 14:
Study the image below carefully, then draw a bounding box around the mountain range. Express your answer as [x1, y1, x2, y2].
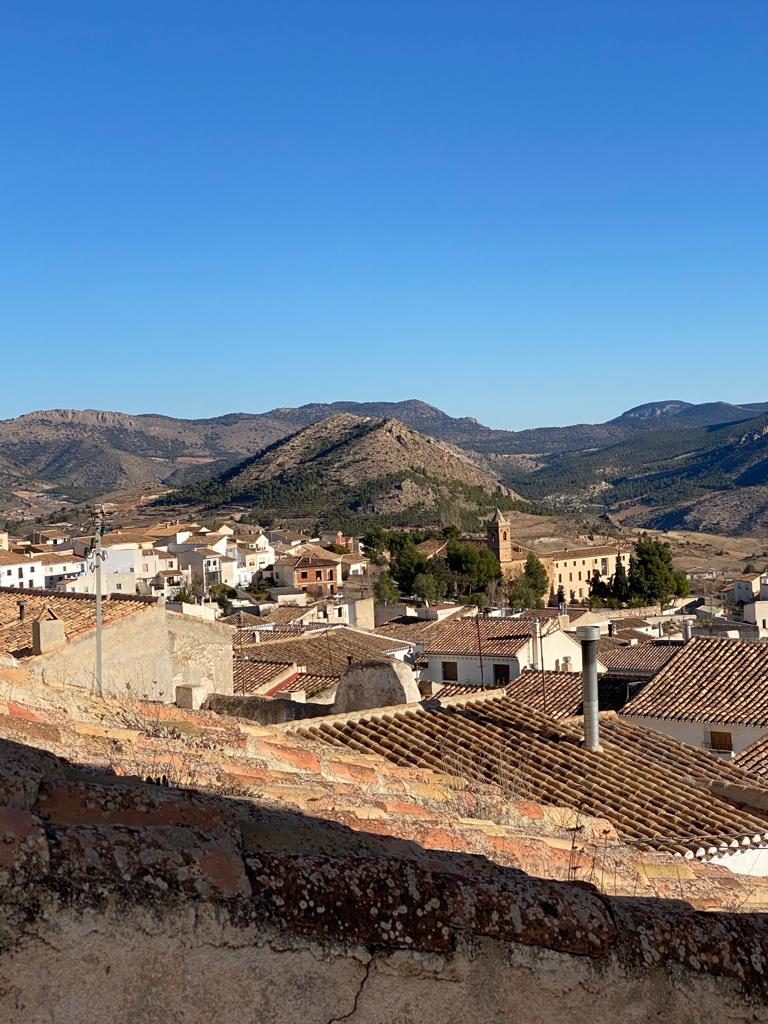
[4, 399, 768, 533]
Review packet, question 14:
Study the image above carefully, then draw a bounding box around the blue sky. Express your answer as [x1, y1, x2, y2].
[1, 2, 766, 429]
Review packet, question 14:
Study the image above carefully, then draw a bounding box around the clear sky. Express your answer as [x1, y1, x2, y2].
[1, 2, 766, 429]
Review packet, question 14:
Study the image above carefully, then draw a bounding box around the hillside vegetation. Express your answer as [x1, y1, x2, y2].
[161, 414, 532, 530]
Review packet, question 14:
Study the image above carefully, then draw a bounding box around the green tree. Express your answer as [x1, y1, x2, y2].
[374, 572, 399, 605]
[506, 577, 543, 610]
[412, 573, 446, 603]
[522, 552, 549, 597]
[612, 557, 630, 602]
[628, 535, 679, 605]
[390, 536, 427, 592]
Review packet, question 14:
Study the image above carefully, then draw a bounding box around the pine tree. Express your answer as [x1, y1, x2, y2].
[612, 557, 630, 602]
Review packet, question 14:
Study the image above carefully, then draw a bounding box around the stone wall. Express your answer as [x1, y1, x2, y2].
[3, 780, 768, 1024]
[26, 607, 233, 702]
[206, 692, 332, 724]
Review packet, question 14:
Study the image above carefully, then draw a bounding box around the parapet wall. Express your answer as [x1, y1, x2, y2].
[2, 739, 768, 1024]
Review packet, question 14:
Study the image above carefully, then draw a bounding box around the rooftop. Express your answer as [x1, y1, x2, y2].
[423, 617, 543, 658]
[599, 641, 680, 678]
[0, 587, 155, 659]
[238, 626, 412, 676]
[623, 636, 768, 726]
[504, 669, 632, 719]
[292, 694, 768, 857]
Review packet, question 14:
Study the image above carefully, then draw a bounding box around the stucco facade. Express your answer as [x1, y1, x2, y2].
[25, 606, 234, 702]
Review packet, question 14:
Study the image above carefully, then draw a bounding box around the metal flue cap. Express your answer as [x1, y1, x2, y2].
[575, 624, 601, 642]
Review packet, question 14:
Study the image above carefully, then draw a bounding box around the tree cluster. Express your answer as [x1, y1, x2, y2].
[368, 528, 501, 605]
[506, 553, 549, 610]
[588, 534, 689, 608]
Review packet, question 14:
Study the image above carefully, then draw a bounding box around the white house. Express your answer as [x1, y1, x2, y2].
[622, 635, 768, 758]
[421, 617, 602, 687]
[0, 550, 44, 589]
[39, 552, 87, 589]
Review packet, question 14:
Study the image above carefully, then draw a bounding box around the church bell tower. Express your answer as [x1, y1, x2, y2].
[487, 509, 513, 565]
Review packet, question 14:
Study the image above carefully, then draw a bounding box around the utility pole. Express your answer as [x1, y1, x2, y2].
[87, 507, 107, 695]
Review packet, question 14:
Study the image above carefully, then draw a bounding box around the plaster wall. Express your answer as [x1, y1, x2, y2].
[26, 607, 233, 701]
[2, 900, 767, 1024]
[623, 714, 768, 757]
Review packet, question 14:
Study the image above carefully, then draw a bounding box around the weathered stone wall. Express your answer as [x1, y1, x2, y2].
[206, 692, 332, 724]
[26, 607, 233, 702]
[166, 611, 234, 696]
[4, 739, 768, 1023]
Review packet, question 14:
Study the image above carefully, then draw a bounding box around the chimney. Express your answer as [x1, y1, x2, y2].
[17, 599, 26, 622]
[576, 624, 601, 752]
[347, 655, 353, 667]
[607, 622, 616, 638]
[682, 619, 692, 642]
[658, 622, 664, 638]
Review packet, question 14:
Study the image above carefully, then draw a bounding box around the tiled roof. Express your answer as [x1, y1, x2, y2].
[599, 642, 680, 678]
[240, 627, 411, 676]
[0, 550, 39, 566]
[233, 659, 295, 695]
[549, 546, 627, 561]
[504, 670, 632, 719]
[37, 553, 85, 567]
[0, 588, 155, 659]
[433, 682, 498, 699]
[622, 637, 768, 726]
[294, 696, 768, 855]
[374, 611, 464, 645]
[274, 673, 338, 700]
[415, 538, 449, 559]
[734, 735, 768, 779]
[424, 617, 536, 658]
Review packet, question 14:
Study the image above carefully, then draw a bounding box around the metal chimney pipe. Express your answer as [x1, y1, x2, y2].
[682, 619, 692, 642]
[576, 624, 601, 752]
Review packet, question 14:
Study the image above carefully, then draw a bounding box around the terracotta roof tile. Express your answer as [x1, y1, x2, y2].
[599, 642, 680, 678]
[424, 617, 535, 658]
[239, 626, 411, 676]
[734, 735, 768, 779]
[504, 670, 631, 719]
[233, 659, 295, 695]
[0, 588, 155, 659]
[293, 696, 768, 855]
[622, 637, 768, 725]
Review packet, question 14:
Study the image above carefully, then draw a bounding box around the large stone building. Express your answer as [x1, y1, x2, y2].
[486, 510, 629, 604]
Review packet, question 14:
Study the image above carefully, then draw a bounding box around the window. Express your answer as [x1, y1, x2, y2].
[337, 608, 343, 618]
[493, 664, 510, 685]
[569, 572, 572, 582]
[18, 568, 22, 577]
[578, 572, 582, 581]
[601, 558, 609, 575]
[558, 573, 562, 583]
[441, 661, 458, 682]
[327, 570, 333, 580]
[301, 571, 308, 580]
[708, 730, 733, 752]
[502, 531, 507, 541]
[115, 583, 122, 591]
[315, 570, 322, 580]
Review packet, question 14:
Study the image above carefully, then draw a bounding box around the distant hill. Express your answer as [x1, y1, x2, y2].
[3, 398, 768, 533]
[162, 414, 522, 530]
[499, 410, 768, 533]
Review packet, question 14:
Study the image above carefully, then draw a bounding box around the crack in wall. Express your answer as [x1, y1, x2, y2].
[327, 960, 372, 1024]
